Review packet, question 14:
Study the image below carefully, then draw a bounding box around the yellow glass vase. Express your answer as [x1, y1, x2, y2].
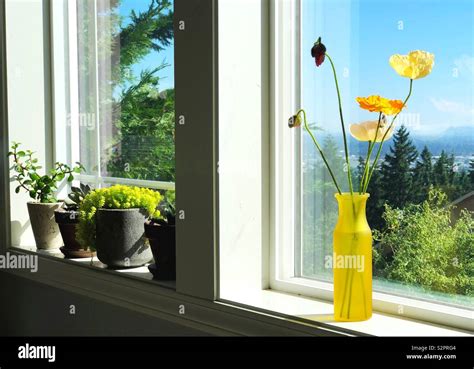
[333, 193, 372, 322]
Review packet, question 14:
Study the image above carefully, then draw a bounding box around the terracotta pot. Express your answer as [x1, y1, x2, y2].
[95, 208, 153, 268]
[27, 202, 63, 250]
[145, 220, 176, 280]
[54, 209, 95, 258]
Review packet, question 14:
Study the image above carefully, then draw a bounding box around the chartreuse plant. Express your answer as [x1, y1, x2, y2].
[77, 185, 162, 250]
[8, 142, 84, 203]
[374, 188, 473, 296]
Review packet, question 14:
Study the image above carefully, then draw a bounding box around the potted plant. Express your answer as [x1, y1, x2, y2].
[76, 184, 162, 269]
[145, 190, 176, 280]
[288, 38, 434, 321]
[54, 183, 95, 258]
[8, 142, 84, 250]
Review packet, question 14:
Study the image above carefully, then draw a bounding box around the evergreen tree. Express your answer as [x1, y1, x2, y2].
[432, 150, 463, 199]
[413, 146, 433, 202]
[102, 0, 175, 181]
[380, 125, 418, 209]
[470, 159, 474, 187]
[433, 150, 450, 187]
[452, 170, 471, 199]
[356, 156, 365, 192]
[365, 163, 384, 231]
[447, 153, 456, 185]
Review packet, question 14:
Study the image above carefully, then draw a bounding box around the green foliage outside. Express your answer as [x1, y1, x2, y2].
[304, 125, 474, 298]
[108, 0, 175, 182]
[79, 0, 175, 181]
[374, 189, 473, 297]
[77, 185, 162, 250]
[303, 136, 346, 279]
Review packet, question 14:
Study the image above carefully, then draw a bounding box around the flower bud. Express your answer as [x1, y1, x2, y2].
[288, 114, 302, 128]
[311, 37, 327, 67]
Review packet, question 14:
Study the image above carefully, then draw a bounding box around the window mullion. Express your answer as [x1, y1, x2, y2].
[67, 0, 81, 170]
[92, 0, 102, 186]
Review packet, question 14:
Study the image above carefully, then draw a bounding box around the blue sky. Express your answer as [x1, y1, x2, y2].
[302, 0, 474, 137]
[115, 0, 473, 139]
[119, 0, 174, 91]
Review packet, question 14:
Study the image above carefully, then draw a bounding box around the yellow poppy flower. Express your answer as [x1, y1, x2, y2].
[356, 95, 405, 115]
[389, 50, 434, 80]
[349, 120, 394, 142]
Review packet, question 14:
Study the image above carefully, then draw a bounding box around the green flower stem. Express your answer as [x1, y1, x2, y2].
[360, 112, 382, 193]
[326, 53, 354, 197]
[297, 109, 342, 195]
[363, 78, 413, 193]
[359, 141, 372, 194]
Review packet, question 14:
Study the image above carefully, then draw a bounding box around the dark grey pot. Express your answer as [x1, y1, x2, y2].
[96, 208, 153, 268]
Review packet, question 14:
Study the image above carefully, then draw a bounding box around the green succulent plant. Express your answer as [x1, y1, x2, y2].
[64, 183, 93, 211]
[154, 190, 175, 225]
[77, 184, 162, 250]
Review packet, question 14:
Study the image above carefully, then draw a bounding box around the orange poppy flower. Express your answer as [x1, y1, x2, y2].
[356, 95, 405, 115]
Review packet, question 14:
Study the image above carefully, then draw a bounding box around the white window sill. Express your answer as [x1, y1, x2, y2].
[11, 245, 176, 290]
[5, 247, 472, 337]
[219, 288, 473, 337]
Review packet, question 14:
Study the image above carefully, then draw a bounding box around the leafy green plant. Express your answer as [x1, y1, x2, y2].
[374, 188, 474, 296]
[8, 142, 84, 203]
[152, 190, 175, 225]
[77, 184, 162, 250]
[64, 183, 92, 211]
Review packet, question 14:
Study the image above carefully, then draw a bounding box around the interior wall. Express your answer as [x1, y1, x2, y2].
[0, 272, 209, 336]
[218, 0, 269, 298]
[6, 0, 52, 247]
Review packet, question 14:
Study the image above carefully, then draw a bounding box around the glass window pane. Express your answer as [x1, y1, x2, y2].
[299, 0, 473, 308]
[75, 0, 175, 182]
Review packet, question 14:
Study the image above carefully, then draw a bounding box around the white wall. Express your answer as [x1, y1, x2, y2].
[6, 0, 51, 246]
[218, 0, 269, 299]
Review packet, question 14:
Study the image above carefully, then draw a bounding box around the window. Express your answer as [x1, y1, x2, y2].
[3, 0, 216, 303]
[6, 0, 175, 279]
[64, 0, 175, 191]
[271, 0, 473, 319]
[2, 0, 471, 334]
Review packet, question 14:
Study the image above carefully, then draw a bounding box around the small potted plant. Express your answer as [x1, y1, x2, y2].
[8, 142, 84, 250]
[54, 183, 95, 258]
[145, 190, 176, 280]
[77, 184, 162, 269]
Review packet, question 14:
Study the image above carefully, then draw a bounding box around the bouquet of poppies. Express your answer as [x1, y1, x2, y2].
[288, 37, 435, 195]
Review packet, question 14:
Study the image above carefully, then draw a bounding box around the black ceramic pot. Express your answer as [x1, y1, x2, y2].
[96, 208, 153, 268]
[144, 220, 176, 280]
[55, 209, 94, 258]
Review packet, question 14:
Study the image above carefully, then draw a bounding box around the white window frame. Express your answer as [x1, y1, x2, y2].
[3, 0, 217, 304]
[1, 0, 470, 337]
[269, 0, 473, 331]
[54, 0, 175, 193]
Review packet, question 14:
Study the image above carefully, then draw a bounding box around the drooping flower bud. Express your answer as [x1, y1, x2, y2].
[311, 37, 326, 67]
[288, 114, 302, 128]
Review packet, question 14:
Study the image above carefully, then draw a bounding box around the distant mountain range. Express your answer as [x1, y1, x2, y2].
[304, 126, 474, 158]
[411, 126, 474, 156]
